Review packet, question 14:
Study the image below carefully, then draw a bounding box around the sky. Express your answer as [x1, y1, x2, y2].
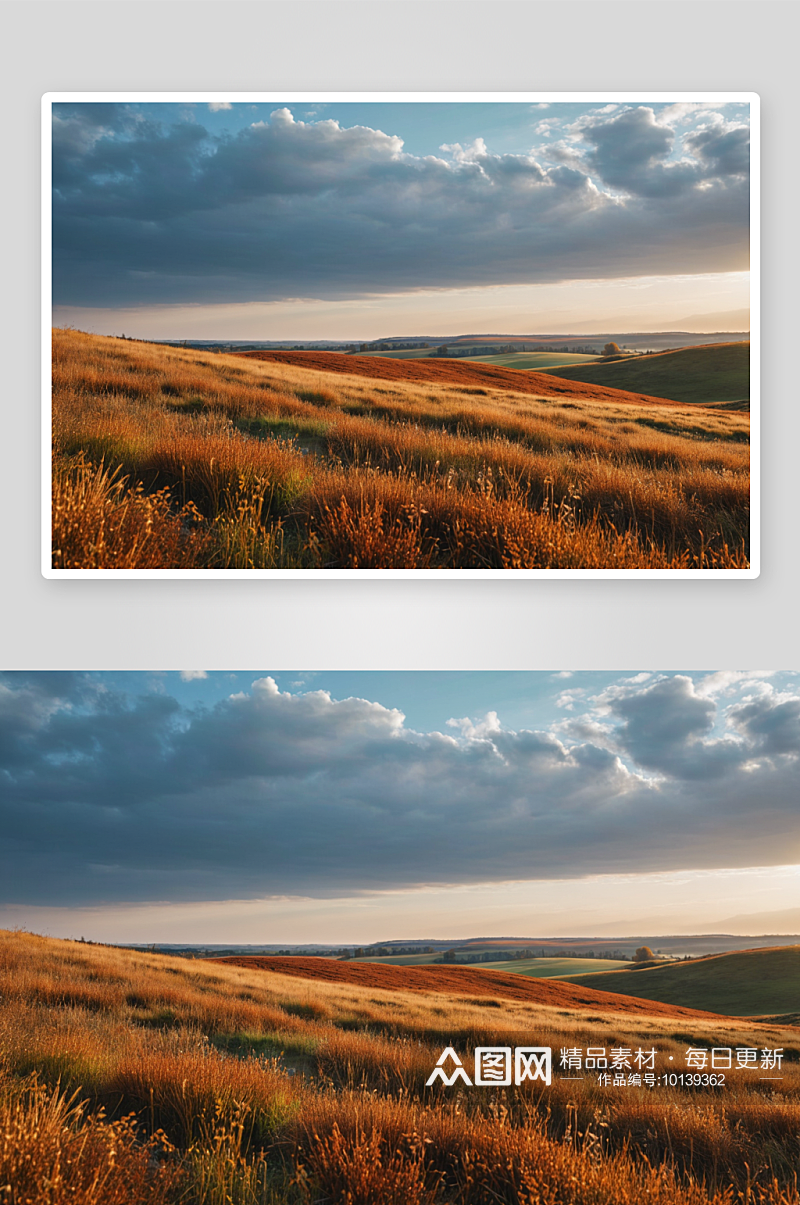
[1, 670, 797, 944]
[50, 98, 751, 340]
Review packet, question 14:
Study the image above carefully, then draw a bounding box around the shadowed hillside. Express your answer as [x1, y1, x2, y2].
[210, 955, 723, 1019]
[567, 945, 800, 1016]
[52, 330, 751, 571]
[539, 342, 750, 405]
[239, 348, 689, 408]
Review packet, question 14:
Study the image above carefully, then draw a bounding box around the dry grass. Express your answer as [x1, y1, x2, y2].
[0, 1072, 180, 1205]
[51, 330, 750, 569]
[1, 929, 798, 1203]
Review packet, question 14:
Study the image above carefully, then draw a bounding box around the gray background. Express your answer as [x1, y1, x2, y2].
[2, 0, 794, 671]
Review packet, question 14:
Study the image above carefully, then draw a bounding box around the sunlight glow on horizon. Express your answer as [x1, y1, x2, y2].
[53, 272, 750, 343]
[3, 862, 795, 946]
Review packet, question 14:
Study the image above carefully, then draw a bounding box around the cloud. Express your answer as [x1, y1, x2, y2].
[578, 106, 748, 199]
[696, 671, 774, 698]
[51, 102, 751, 308]
[0, 672, 797, 909]
[179, 670, 208, 682]
[208, 102, 232, 112]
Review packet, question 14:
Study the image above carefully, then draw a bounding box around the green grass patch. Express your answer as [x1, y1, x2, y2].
[212, 1031, 320, 1060]
[538, 341, 750, 405]
[234, 416, 332, 444]
[567, 946, 800, 1015]
[479, 957, 631, 978]
[455, 351, 602, 370]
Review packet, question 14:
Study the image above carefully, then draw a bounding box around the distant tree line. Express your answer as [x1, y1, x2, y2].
[353, 342, 430, 353]
[341, 945, 436, 959]
[433, 344, 604, 357]
[435, 947, 635, 965]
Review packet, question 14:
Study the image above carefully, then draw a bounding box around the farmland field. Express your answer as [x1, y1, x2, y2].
[567, 946, 800, 1017]
[52, 330, 750, 571]
[540, 342, 750, 406]
[2, 929, 799, 1205]
[349, 955, 628, 973]
[361, 350, 602, 369]
[446, 351, 602, 370]
[480, 956, 630, 977]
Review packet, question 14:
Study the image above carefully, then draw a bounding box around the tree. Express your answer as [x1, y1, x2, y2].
[442, 948, 457, 963]
[603, 342, 622, 356]
[632, 945, 656, 963]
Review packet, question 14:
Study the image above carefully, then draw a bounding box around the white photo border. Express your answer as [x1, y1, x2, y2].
[41, 91, 760, 580]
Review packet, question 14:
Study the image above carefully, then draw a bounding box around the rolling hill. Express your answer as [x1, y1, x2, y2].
[237, 349, 694, 409]
[210, 955, 724, 1019]
[350, 953, 628, 973]
[3, 927, 799, 1205]
[52, 330, 751, 571]
[479, 956, 629, 977]
[538, 342, 750, 406]
[360, 349, 603, 370]
[566, 945, 800, 1017]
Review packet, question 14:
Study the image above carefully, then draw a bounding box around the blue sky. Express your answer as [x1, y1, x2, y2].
[51, 99, 751, 339]
[85, 99, 752, 160]
[1, 670, 797, 943]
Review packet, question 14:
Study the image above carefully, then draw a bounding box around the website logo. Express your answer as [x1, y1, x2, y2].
[426, 1045, 552, 1087]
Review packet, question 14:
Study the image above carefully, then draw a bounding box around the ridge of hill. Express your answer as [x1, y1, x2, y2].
[539, 342, 749, 406]
[566, 945, 800, 1017]
[210, 955, 724, 1019]
[236, 350, 695, 409]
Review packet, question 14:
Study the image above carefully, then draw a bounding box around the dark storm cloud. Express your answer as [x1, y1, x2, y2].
[51, 103, 750, 308]
[0, 673, 795, 907]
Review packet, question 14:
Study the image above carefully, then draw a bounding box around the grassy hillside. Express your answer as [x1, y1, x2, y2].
[2, 929, 799, 1205]
[568, 945, 800, 1016]
[52, 330, 750, 570]
[211, 955, 721, 1018]
[353, 955, 629, 974]
[481, 956, 629, 977]
[361, 350, 602, 370]
[540, 342, 750, 405]
[453, 351, 601, 370]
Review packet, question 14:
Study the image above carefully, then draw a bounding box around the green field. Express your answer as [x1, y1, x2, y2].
[568, 946, 800, 1016]
[360, 349, 601, 369]
[350, 955, 629, 975]
[479, 957, 629, 977]
[453, 351, 601, 370]
[538, 342, 750, 405]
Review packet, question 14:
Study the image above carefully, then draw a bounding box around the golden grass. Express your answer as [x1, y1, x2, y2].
[1, 929, 798, 1203]
[0, 1072, 180, 1204]
[51, 330, 750, 569]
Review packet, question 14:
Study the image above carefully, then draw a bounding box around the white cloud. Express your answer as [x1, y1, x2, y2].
[696, 671, 775, 698]
[179, 670, 208, 682]
[208, 102, 232, 112]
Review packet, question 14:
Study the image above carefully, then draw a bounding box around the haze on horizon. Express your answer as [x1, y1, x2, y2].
[51, 98, 751, 341]
[1, 671, 796, 946]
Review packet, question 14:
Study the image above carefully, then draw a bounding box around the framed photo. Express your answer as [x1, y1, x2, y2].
[43, 93, 758, 577]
